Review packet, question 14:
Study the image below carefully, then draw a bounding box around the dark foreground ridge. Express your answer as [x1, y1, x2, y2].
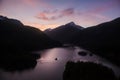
[63, 61, 118, 80]
[0, 15, 61, 71]
[0, 52, 38, 71]
[0, 15, 61, 52]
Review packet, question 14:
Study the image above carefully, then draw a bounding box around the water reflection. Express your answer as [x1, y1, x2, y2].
[0, 47, 120, 80]
[40, 48, 74, 62]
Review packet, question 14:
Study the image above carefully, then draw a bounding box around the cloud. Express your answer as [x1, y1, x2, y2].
[36, 10, 58, 20]
[36, 12, 51, 20]
[60, 8, 75, 17]
[36, 8, 75, 21]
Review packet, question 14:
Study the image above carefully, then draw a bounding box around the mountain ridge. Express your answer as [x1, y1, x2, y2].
[0, 15, 61, 52]
[44, 22, 83, 43]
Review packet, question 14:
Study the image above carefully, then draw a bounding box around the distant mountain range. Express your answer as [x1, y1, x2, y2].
[0, 16, 61, 52]
[1, 15, 120, 66]
[44, 22, 84, 43]
[44, 17, 120, 66]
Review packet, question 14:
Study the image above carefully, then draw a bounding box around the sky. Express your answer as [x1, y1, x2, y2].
[0, 0, 120, 30]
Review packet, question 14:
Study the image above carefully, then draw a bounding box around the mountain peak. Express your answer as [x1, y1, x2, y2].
[65, 22, 84, 29]
[66, 22, 76, 26]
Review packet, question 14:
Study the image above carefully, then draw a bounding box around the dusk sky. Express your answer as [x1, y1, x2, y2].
[0, 0, 120, 30]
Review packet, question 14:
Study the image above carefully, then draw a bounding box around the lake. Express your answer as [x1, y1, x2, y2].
[0, 47, 120, 80]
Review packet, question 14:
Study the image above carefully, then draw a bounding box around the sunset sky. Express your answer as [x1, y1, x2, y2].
[0, 0, 120, 30]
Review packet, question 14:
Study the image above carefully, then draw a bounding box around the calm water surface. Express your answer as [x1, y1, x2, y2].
[0, 47, 120, 80]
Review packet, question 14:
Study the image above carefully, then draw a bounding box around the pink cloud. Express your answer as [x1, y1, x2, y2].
[36, 11, 58, 20]
[60, 8, 75, 17]
[37, 12, 50, 20]
[36, 8, 75, 21]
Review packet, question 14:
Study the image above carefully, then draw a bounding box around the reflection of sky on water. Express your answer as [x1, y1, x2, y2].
[39, 48, 74, 62]
[0, 47, 120, 80]
[39, 47, 120, 77]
